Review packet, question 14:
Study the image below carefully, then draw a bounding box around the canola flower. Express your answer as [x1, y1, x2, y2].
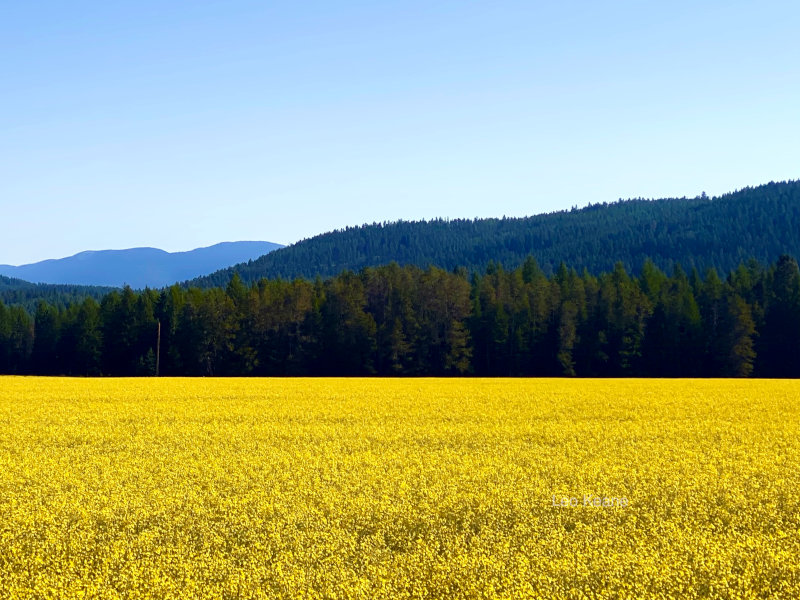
[0, 377, 798, 599]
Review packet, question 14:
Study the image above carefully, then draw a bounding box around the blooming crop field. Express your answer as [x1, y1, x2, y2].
[0, 378, 798, 599]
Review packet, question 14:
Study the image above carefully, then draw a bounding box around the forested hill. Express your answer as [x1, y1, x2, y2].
[190, 180, 800, 287]
[0, 275, 112, 312]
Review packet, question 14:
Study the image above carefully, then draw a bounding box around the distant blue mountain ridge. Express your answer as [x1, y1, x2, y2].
[0, 241, 283, 289]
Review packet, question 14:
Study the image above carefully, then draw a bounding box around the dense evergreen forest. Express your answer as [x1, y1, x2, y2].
[191, 180, 800, 287]
[2, 255, 800, 377]
[0, 275, 112, 312]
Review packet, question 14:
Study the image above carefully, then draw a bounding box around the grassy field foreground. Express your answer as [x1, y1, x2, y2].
[0, 378, 798, 599]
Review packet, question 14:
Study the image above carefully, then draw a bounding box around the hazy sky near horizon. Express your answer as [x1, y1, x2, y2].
[2, 1, 799, 265]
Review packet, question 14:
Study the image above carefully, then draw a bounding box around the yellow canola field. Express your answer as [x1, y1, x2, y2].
[0, 377, 798, 599]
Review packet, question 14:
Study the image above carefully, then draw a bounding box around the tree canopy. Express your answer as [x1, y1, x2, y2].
[2, 256, 798, 377]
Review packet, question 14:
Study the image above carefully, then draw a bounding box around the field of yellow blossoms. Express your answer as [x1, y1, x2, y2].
[0, 377, 798, 599]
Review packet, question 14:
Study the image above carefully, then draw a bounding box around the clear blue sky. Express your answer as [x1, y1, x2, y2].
[2, 0, 798, 265]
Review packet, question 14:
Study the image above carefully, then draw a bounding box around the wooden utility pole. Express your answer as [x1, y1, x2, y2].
[155, 320, 161, 377]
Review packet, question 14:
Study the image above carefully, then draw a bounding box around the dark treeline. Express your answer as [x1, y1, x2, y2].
[1, 256, 800, 377]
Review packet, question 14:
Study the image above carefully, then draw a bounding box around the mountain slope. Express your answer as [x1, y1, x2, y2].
[190, 180, 800, 287]
[0, 241, 283, 288]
